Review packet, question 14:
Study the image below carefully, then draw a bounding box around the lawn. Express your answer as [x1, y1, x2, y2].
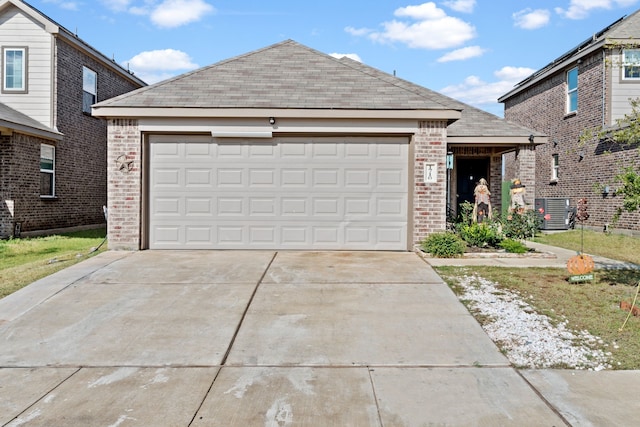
[0, 228, 107, 299]
[534, 229, 640, 265]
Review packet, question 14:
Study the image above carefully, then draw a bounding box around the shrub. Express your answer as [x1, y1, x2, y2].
[501, 209, 542, 240]
[499, 238, 528, 254]
[421, 232, 466, 258]
[457, 222, 503, 248]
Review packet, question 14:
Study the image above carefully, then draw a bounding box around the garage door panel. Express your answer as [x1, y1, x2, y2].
[249, 169, 276, 186]
[249, 198, 276, 216]
[185, 169, 212, 186]
[217, 198, 244, 216]
[281, 169, 307, 186]
[149, 137, 408, 250]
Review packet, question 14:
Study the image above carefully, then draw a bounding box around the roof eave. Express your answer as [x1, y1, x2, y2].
[447, 136, 548, 145]
[92, 107, 462, 121]
[0, 120, 64, 140]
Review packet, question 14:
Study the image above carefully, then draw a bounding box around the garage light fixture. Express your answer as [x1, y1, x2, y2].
[269, 117, 276, 125]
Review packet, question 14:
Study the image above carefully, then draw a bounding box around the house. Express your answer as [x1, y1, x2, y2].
[93, 40, 544, 251]
[499, 10, 640, 233]
[0, 0, 146, 238]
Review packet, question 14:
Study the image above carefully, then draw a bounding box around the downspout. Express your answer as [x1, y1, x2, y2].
[602, 49, 606, 127]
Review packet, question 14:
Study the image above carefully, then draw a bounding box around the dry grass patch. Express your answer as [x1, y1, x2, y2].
[436, 266, 640, 370]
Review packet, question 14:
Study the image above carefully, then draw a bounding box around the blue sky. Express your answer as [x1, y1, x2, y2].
[32, 0, 640, 116]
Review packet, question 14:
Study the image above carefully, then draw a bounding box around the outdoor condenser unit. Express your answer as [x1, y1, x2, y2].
[534, 198, 571, 230]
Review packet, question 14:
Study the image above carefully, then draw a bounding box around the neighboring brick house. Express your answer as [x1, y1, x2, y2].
[0, 0, 145, 238]
[93, 40, 543, 251]
[499, 10, 640, 233]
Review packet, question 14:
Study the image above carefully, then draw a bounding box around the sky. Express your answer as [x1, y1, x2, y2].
[29, 0, 640, 116]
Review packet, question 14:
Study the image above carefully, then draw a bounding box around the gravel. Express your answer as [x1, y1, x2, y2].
[455, 274, 612, 371]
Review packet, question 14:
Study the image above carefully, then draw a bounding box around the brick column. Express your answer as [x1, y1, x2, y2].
[490, 154, 502, 213]
[412, 121, 448, 248]
[516, 144, 536, 209]
[107, 119, 141, 250]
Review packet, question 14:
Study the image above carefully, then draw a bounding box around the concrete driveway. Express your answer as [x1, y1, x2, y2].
[0, 250, 630, 426]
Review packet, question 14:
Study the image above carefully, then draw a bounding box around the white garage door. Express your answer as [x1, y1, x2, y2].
[148, 135, 409, 250]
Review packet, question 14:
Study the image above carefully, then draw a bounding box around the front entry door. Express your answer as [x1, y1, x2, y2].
[456, 158, 490, 209]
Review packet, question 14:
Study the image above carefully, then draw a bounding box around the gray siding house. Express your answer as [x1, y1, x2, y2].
[500, 10, 640, 233]
[94, 40, 544, 251]
[0, 0, 145, 238]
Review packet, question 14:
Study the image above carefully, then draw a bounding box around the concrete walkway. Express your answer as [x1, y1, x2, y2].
[0, 249, 637, 426]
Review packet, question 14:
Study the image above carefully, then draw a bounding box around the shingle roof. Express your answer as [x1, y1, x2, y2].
[337, 57, 543, 138]
[0, 102, 62, 140]
[95, 40, 454, 111]
[96, 39, 540, 139]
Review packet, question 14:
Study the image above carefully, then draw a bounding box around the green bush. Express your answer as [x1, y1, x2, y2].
[421, 232, 466, 258]
[499, 238, 528, 254]
[457, 222, 503, 248]
[501, 209, 542, 240]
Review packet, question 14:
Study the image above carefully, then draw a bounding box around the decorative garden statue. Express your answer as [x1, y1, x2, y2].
[473, 178, 491, 222]
[509, 179, 526, 213]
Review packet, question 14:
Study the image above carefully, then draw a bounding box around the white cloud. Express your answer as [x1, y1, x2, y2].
[442, 0, 476, 13]
[361, 2, 476, 49]
[150, 0, 215, 28]
[513, 8, 551, 30]
[125, 49, 199, 83]
[345, 26, 372, 37]
[437, 45, 485, 62]
[329, 53, 363, 62]
[555, 0, 639, 20]
[43, 0, 80, 10]
[440, 66, 535, 106]
[99, 0, 133, 12]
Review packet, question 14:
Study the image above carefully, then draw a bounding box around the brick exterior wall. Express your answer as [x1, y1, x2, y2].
[412, 120, 448, 247]
[0, 37, 142, 238]
[503, 50, 640, 232]
[106, 119, 141, 250]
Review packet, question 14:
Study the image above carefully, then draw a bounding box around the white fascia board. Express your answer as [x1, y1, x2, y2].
[137, 117, 424, 135]
[0, 120, 64, 140]
[93, 107, 461, 121]
[447, 136, 548, 145]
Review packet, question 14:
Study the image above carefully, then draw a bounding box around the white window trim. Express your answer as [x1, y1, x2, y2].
[567, 67, 578, 114]
[551, 153, 559, 183]
[622, 49, 640, 80]
[82, 66, 97, 114]
[40, 144, 55, 198]
[2, 46, 28, 93]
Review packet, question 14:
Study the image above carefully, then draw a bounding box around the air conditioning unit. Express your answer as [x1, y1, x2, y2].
[534, 198, 571, 230]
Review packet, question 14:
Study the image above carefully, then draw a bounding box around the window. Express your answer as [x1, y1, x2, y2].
[82, 66, 97, 114]
[567, 67, 578, 113]
[40, 144, 55, 197]
[2, 47, 27, 93]
[622, 49, 640, 79]
[551, 154, 559, 182]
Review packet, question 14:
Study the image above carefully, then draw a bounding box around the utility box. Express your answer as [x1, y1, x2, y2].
[535, 198, 571, 230]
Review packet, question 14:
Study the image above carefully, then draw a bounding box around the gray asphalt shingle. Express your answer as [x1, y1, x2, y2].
[97, 40, 451, 110]
[96, 39, 540, 139]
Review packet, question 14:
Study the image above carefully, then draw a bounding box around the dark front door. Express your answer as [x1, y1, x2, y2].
[456, 158, 490, 208]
